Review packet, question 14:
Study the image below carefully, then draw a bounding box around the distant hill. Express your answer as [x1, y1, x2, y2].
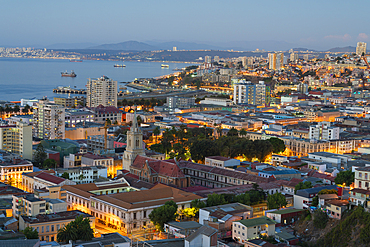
[45, 42, 98, 49]
[327, 46, 356, 53]
[89, 41, 155, 51]
[146, 41, 223, 51]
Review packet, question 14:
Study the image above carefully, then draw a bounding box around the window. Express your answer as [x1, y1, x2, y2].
[57, 224, 60, 230]
[36, 227, 39, 233]
[46, 226, 49, 232]
[51, 225, 54, 232]
[134, 213, 137, 220]
[42, 226, 44, 233]
[143, 211, 146, 218]
[133, 223, 137, 228]
[360, 172, 362, 178]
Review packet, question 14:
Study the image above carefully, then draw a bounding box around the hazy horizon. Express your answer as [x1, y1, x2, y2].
[1, 0, 369, 51]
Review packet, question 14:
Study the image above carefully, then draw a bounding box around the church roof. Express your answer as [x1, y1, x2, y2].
[132, 155, 186, 178]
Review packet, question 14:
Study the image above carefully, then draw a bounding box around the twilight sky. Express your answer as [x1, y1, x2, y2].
[1, 0, 370, 50]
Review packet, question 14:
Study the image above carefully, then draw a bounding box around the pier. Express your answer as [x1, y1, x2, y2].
[53, 88, 86, 94]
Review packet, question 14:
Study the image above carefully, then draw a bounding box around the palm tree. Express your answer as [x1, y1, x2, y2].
[57, 223, 77, 243]
[240, 128, 247, 137]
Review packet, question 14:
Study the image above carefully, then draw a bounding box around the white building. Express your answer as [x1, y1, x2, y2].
[199, 98, 233, 106]
[309, 122, 340, 140]
[33, 99, 65, 140]
[356, 42, 367, 56]
[55, 166, 108, 184]
[86, 76, 118, 108]
[233, 81, 266, 106]
[268, 53, 284, 70]
[204, 156, 240, 168]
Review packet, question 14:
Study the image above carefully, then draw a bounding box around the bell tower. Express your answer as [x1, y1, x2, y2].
[123, 111, 145, 171]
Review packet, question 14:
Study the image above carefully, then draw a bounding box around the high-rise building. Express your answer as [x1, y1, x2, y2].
[0, 121, 32, 160]
[122, 111, 145, 170]
[173, 47, 177, 51]
[233, 81, 266, 106]
[309, 122, 340, 140]
[86, 76, 117, 108]
[303, 54, 309, 61]
[214, 56, 220, 63]
[247, 57, 254, 66]
[241, 56, 247, 67]
[290, 53, 298, 62]
[356, 42, 367, 55]
[33, 99, 65, 140]
[205, 56, 212, 64]
[268, 53, 284, 70]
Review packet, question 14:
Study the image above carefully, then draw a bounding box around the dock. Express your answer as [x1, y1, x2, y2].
[53, 87, 86, 94]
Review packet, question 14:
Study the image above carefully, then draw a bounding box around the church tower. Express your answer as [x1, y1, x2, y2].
[123, 111, 145, 171]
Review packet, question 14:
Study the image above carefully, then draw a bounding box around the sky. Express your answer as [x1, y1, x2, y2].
[1, 0, 370, 51]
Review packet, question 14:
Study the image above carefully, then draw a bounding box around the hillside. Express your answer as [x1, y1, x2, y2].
[89, 41, 155, 51]
[294, 207, 370, 247]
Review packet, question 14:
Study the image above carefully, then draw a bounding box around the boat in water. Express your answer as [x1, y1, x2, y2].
[61, 71, 77, 77]
[161, 64, 169, 68]
[114, 64, 126, 67]
[70, 59, 83, 62]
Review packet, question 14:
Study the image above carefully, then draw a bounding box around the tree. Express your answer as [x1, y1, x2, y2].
[318, 189, 338, 195]
[57, 215, 94, 243]
[239, 128, 247, 137]
[61, 172, 70, 179]
[227, 127, 239, 137]
[191, 199, 206, 209]
[78, 174, 86, 182]
[311, 196, 319, 207]
[33, 143, 47, 167]
[23, 226, 39, 239]
[190, 139, 219, 163]
[295, 181, 312, 194]
[167, 76, 175, 86]
[207, 194, 227, 207]
[149, 200, 178, 231]
[334, 170, 354, 186]
[267, 137, 286, 154]
[43, 159, 56, 169]
[267, 193, 287, 209]
[153, 126, 160, 144]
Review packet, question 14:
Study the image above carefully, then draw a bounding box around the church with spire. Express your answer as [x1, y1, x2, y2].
[123, 111, 146, 171]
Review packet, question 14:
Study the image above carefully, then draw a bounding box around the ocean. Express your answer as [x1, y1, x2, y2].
[0, 58, 194, 102]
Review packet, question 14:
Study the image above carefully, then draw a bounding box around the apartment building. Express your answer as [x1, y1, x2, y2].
[65, 109, 95, 127]
[54, 96, 85, 108]
[63, 183, 202, 234]
[232, 216, 276, 244]
[166, 96, 195, 109]
[86, 76, 117, 107]
[22, 171, 75, 192]
[87, 105, 122, 124]
[19, 210, 95, 242]
[356, 42, 367, 56]
[268, 52, 284, 70]
[233, 81, 266, 106]
[55, 166, 108, 184]
[33, 99, 65, 140]
[0, 121, 32, 160]
[309, 122, 340, 140]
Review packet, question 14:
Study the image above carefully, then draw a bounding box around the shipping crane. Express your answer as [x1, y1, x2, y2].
[99, 120, 119, 150]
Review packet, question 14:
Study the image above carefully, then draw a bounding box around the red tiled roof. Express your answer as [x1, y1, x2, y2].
[35, 172, 65, 185]
[132, 155, 186, 178]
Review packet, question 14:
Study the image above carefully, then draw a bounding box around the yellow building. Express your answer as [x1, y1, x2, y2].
[0, 122, 33, 160]
[19, 210, 95, 242]
[0, 152, 33, 186]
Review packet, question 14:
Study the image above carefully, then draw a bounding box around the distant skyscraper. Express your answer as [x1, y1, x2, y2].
[247, 57, 254, 66]
[303, 54, 309, 61]
[173, 47, 177, 51]
[356, 42, 367, 55]
[241, 56, 247, 67]
[268, 53, 284, 70]
[290, 53, 298, 62]
[233, 81, 266, 106]
[205, 56, 212, 64]
[214, 56, 220, 63]
[86, 76, 117, 108]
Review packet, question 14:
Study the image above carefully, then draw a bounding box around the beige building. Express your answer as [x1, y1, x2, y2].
[0, 154, 33, 186]
[268, 53, 284, 70]
[0, 122, 33, 160]
[65, 124, 105, 140]
[19, 210, 95, 242]
[86, 76, 117, 107]
[54, 96, 86, 108]
[63, 183, 202, 234]
[33, 99, 65, 140]
[22, 170, 55, 193]
[22, 171, 75, 193]
[232, 216, 276, 244]
[356, 42, 367, 56]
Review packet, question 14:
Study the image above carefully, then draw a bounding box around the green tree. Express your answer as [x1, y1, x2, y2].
[294, 181, 312, 194]
[318, 189, 338, 195]
[239, 128, 247, 137]
[33, 143, 47, 167]
[207, 193, 227, 207]
[190, 139, 219, 163]
[334, 170, 354, 186]
[61, 172, 70, 179]
[167, 76, 175, 86]
[43, 159, 56, 169]
[227, 127, 239, 137]
[267, 137, 286, 154]
[191, 199, 206, 209]
[254, 140, 273, 162]
[267, 193, 287, 209]
[311, 196, 319, 207]
[23, 226, 39, 239]
[57, 215, 94, 243]
[149, 200, 178, 231]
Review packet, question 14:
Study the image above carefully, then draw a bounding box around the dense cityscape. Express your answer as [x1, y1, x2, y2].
[1, 40, 370, 247]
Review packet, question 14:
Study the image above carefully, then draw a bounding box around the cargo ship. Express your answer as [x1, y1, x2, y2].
[161, 64, 169, 68]
[61, 71, 77, 77]
[114, 64, 126, 67]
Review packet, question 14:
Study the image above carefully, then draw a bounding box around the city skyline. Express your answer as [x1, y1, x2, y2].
[1, 0, 370, 51]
